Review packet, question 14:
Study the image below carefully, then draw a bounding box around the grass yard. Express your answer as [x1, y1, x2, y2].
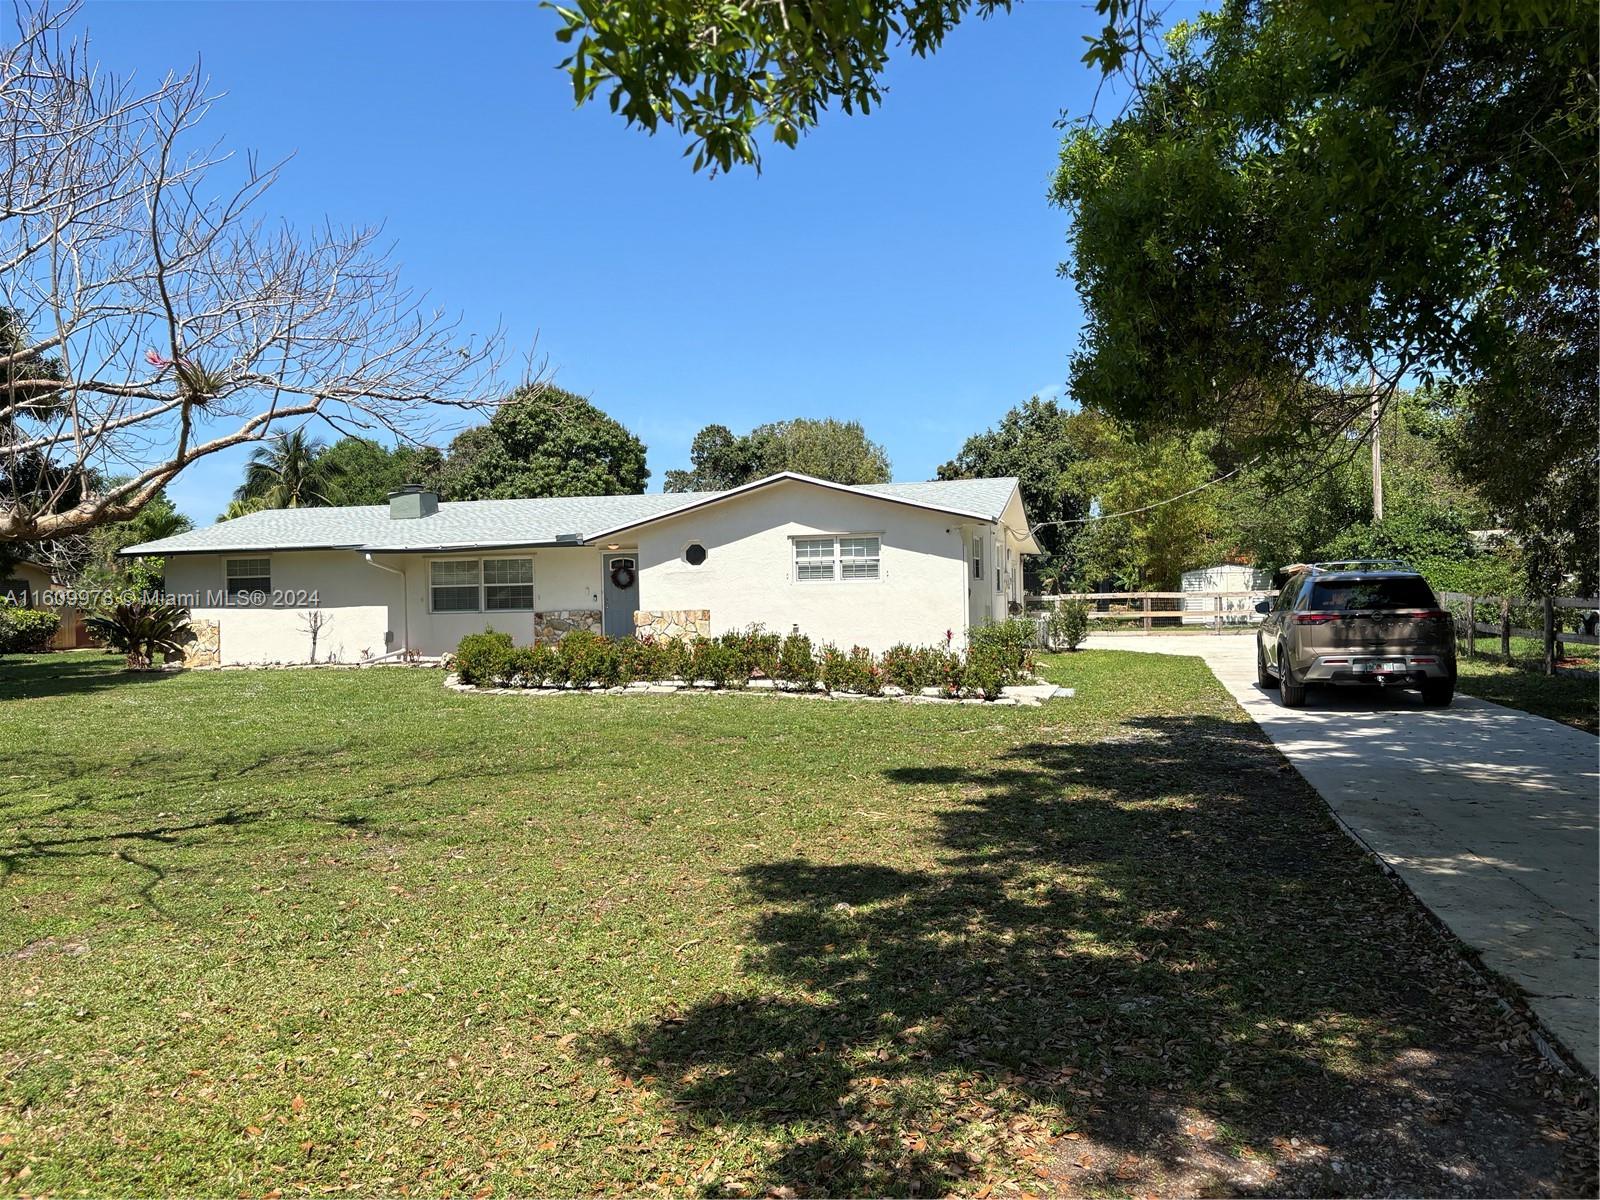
[1454, 658, 1599, 735]
[1, 651, 1593, 1197]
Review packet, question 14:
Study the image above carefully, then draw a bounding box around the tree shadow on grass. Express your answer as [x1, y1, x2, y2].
[0, 652, 180, 701]
[595, 714, 1585, 1197]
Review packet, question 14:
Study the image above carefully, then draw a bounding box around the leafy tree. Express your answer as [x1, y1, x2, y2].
[444, 386, 649, 501]
[234, 430, 344, 509]
[78, 487, 193, 595]
[937, 398, 1090, 590]
[663, 425, 756, 492]
[318, 437, 447, 506]
[1066, 415, 1223, 590]
[664, 418, 890, 492]
[217, 497, 268, 523]
[1053, 0, 1595, 490]
[1317, 508, 1520, 598]
[747, 419, 890, 484]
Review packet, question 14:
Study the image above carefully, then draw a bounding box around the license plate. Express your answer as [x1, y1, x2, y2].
[1357, 660, 1405, 674]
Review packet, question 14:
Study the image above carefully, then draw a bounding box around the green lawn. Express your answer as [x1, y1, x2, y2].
[1, 652, 1590, 1197]
[1456, 658, 1599, 735]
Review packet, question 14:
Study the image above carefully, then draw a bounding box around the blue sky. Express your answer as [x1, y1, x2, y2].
[78, 1, 1120, 522]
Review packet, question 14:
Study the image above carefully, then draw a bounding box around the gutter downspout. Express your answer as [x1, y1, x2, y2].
[364, 553, 409, 654]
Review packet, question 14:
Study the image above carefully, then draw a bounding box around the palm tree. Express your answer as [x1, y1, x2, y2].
[234, 430, 342, 509]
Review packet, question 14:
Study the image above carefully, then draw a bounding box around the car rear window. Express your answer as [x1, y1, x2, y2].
[1309, 577, 1438, 611]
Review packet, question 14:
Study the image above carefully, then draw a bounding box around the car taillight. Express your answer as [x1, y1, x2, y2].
[1294, 612, 1339, 624]
[1418, 609, 1450, 621]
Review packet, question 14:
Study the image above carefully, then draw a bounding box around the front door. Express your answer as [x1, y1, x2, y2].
[603, 553, 639, 640]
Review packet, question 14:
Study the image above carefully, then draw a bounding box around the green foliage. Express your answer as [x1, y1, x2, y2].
[665, 418, 890, 492]
[817, 644, 851, 695]
[83, 601, 193, 669]
[236, 430, 343, 509]
[962, 646, 1008, 701]
[689, 639, 749, 689]
[1055, 3, 1595, 444]
[1317, 509, 1520, 598]
[557, 630, 626, 688]
[503, 644, 561, 687]
[454, 631, 515, 686]
[938, 397, 1090, 590]
[552, 0, 1019, 173]
[777, 633, 818, 687]
[445, 386, 649, 501]
[1048, 601, 1090, 652]
[0, 599, 59, 654]
[880, 643, 933, 692]
[966, 618, 1035, 677]
[717, 625, 781, 680]
[318, 438, 447, 506]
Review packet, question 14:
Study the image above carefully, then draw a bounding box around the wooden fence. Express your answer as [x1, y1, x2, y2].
[1026, 588, 1599, 674]
[1439, 592, 1598, 675]
[1025, 591, 1276, 635]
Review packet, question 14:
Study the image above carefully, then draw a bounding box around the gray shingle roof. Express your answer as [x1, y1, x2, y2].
[124, 473, 1020, 556]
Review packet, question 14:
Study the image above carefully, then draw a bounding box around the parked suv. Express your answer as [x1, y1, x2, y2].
[1255, 560, 1456, 708]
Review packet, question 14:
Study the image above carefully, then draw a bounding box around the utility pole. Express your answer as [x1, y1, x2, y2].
[1369, 366, 1384, 521]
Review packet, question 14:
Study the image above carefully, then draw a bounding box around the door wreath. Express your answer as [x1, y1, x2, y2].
[609, 561, 636, 590]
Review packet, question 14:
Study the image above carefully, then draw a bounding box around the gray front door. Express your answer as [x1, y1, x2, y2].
[603, 554, 639, 639]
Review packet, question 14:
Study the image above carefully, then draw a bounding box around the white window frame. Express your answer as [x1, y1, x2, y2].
[790, 534, 882, 584]
[429, 555, 535, 614]
[971, 534, 983, 581]
[224, 556, 272, 600]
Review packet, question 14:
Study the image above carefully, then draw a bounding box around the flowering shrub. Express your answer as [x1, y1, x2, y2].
[718, 625, 781, 679]
[777, 633, 818, 687]
[690, 638, 749, 689]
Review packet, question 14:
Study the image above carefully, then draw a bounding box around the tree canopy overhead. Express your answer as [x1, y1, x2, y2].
[664, 419, 890, 492]
[444, 385, 650, 501]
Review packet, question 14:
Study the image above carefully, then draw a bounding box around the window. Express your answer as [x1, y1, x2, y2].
[431, 560, 481, 612]
[430, 557, 535, 613]
[792, 535, 880, 583]
[971, 536, 983, 581]
[684, 543, 707, 566]
[484, 558, 534, 611]
[225, 557, 271, 599]
[1310, 577, 1438, 612]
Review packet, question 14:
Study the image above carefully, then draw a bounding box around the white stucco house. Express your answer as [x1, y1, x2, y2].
[124, 473, 1038, 666]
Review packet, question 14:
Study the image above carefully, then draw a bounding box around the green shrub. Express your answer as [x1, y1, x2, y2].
[817, 644, 848, 693]
[719, 625, 781, 679]
[968, 617, 1036, 676]
[84, 601, 194, 669]
[622, 636, 668, 682]
[455, 630, 514, 685]
[1048, 600, 1090, 651]
[849, 645, 883, 696]
[964, 646, 1008, 700]
[558, 630, 625, 687]
[777, 633, 818, 687]
[881, 643, 946, 692]
[932, 649, 965, 697]
[0, 600, 60, 655]
[503, 644, 559, 687]
[690, 638, 749, 689]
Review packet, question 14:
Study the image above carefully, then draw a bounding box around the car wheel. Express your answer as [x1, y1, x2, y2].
[1279, 644, 1308, 708]
[1421, 679, 1455, 707]
[1257, 640, 1278, 689]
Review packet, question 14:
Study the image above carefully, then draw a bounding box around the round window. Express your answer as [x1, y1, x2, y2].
[684, 543, 707, 566]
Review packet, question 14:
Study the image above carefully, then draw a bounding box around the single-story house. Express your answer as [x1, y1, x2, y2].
[124, 472, 1039, 667]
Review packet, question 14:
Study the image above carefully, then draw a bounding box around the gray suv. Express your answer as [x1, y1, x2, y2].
[1255, 560, 1456, 708]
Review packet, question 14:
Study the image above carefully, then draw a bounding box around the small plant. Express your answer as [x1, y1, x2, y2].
[933, 649, 965, 697]
[719, 625, 781, 679]
[84, 601, 194, 670]
[777, 632, 818, 688]
[968, 617, 1037, 676]
[503, 644, 559, 686]
[454, 630, 513, 685]
[0, 599, 60, 655]
[1048, 600, 1090, 651]
[818, 643, 850, 693]
[690, 638, 749, 689]
[963, 646, 1008, 700]
[558, 630, 625, 687]
[881, 643, 938, 692]
[622, 635, 667, 682]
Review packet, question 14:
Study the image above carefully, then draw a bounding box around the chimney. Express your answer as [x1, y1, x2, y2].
[388, 484, 438, 520]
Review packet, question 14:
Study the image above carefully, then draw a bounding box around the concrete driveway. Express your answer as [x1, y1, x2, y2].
[1082, 632, 1599, 1076]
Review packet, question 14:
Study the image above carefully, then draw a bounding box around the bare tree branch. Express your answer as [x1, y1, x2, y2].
[0, 1, 523, 544]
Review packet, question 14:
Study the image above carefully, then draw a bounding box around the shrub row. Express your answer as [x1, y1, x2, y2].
[453, 620, 1039, 700]
[0, 600, 60, 655]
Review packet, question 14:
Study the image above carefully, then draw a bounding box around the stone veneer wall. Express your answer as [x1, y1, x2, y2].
[534, 609, 603, 643]
[180, 619, 221, 667]
[634, 609, 711, 642]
